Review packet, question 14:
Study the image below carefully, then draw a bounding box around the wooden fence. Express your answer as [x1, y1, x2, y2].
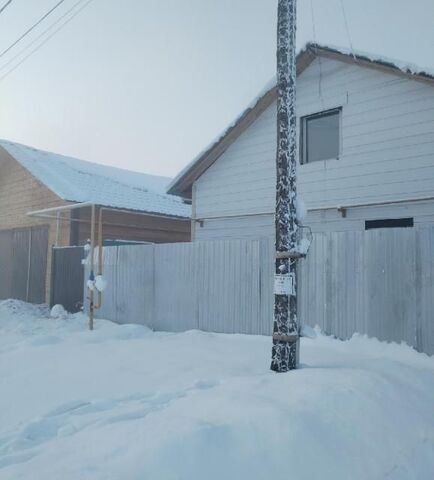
[85, 227, 434, 355]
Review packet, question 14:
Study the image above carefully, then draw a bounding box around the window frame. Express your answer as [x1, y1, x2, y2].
[300, 107, 342, 165]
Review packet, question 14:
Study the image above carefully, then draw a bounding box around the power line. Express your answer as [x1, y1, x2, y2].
[0, 0, 95, 83]
[0, 0, 68, 59]
[309, 0, 323, 98]
[0, 0, 13, 16]
[0, 0, 89, 73]
[339, 0, 356, 58]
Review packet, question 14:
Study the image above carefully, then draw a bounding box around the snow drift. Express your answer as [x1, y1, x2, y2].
[0, 300, 433, 480]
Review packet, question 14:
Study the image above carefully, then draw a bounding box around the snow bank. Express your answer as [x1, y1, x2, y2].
[50, 304, 67, 319]
[0, 300, 433, 480]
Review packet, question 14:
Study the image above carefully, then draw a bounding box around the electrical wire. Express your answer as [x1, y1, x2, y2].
[0, 0, 95, 83]
[0, 0, 68, 59]
[0, 0, 89, 73]
[309, 0, 323, 98]
[339, 0, 356, 58]
[0, 0, 13, 16]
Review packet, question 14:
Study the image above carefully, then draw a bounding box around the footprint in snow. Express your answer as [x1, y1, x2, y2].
[0, 390, 191, 468]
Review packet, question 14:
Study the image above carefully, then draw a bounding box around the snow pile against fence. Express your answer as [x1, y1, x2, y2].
[0, 300, 433, 479]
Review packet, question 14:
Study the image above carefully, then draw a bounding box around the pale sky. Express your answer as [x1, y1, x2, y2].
[0, 0, 433, 178]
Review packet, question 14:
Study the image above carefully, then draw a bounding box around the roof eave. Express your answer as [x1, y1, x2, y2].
[309, 43, 434, 86]
[167, 47, 317, 197]
[167, 85, 278, 198]
[60, 198, 192, 220]
[168, 43, 434, 197]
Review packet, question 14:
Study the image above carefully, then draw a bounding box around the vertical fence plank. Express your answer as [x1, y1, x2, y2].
[0, 229, 14, 300]
[365, 228, 417, 346]
[0, 226, 48, 304]
[11, 229, 30, 301]
[418, 226, 434, 355]
[153, 243, 198, 332]
[51, 246, 84, 312]
[76, 234, 433, 355]
[28, 226, 49, 304]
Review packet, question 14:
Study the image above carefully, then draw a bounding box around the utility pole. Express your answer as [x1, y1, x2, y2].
[271, 0, 299, 372]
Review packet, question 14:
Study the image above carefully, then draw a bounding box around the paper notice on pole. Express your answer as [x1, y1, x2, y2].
[274, 274, 295, 295]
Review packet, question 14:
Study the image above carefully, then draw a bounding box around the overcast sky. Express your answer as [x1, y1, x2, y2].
[0, 0, 433, 178]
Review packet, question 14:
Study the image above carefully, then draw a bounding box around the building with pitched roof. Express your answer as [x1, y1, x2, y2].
[0, 140, 191, 304]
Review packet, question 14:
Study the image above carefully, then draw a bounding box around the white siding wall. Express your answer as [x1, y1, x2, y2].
[194, 57, 434, 239]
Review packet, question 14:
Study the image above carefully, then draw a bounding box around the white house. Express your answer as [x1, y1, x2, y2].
[165, 43, 434, 354]
[169, 43, 434, 241]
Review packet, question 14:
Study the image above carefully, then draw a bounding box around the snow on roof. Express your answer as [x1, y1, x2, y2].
[167, 76, 277, 196]
[315, 42, 434, 79]
[168, 42, 434, 196]
[0, 140, 191, 218]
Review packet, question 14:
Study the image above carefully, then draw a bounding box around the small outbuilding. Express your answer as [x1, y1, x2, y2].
[0, 140, 191, 304]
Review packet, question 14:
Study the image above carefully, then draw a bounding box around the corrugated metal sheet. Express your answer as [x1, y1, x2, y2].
[154, 242, 198, 331]
[86, 239, 273, 335]
[83, 231, 434, 355]
[0, 229, 13, 300]
[11, 228, 30, 301]
[0, 226, 48, 304]
[51, 247, 84, 312]
[416, 226, 434, 355]
[299, 228, 434, 355]
[28, 227, 49, 304]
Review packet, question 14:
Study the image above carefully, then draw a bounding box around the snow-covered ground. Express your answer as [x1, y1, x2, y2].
[0, 300, 433, 480]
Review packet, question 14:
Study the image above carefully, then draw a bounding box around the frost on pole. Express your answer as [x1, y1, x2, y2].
[271, 0, 299, 372]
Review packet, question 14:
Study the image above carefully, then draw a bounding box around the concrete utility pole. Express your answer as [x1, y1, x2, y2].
[271, 0, 299, 372]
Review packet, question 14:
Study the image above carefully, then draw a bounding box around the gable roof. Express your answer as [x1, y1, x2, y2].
[168, 42, 434, 198]
[0, 140, 191, 218]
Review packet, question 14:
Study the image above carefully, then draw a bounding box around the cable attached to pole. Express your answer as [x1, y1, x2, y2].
[310, 0, 323, 99]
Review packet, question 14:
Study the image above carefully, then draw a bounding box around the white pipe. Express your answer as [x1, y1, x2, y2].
[27, 202, 93, 217]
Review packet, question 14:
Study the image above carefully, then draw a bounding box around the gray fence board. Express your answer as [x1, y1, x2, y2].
[0, 230, 13, 300]
[155, 243, 198, 331]
[86, 239, 272, 335]
[0, 226, 48, 304]
[51, 246, 84, 312]
[83, 231, 434, 355]
[418, 226, 434, 355]
[12, 229, 30, 301]
[365, 229, 416, 346]
[28, 227, 49, 304]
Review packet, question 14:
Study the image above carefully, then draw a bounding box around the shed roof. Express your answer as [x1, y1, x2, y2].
[0, 140, 191, 218]
[168, 42, 434, 198]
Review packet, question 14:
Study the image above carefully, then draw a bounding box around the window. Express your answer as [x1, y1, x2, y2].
[301, 108, 341, 164]
[365, 218, 414, 230]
